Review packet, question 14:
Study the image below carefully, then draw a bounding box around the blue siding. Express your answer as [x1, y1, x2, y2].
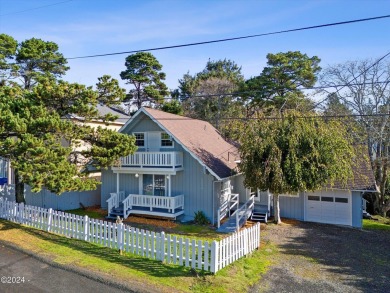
[25, 185, 101, 211]
[352, 191, 362, 228]
[232, 175, 247, 204]
[100, 168, 139, 208]
[101, 113, 217, 222]
[279, 193, 304, 220]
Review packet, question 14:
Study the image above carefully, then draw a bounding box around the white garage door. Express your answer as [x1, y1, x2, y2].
[305, 190, 351, 226]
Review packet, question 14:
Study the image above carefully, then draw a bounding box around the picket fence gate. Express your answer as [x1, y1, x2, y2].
[0, 197, 260, 273]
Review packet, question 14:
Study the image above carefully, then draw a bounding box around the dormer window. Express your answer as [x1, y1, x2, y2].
[161, 132, 173, 147]
[134, 133, 145, 147]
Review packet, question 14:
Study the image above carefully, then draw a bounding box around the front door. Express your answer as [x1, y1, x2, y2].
[142, 174, 166, 196]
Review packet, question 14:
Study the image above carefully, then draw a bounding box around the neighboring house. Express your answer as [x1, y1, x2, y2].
[2, 105, 130, 210]
[102, 107, 376, 229]
[0, 157, 12, 185]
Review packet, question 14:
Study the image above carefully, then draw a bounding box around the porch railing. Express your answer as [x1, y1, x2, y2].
[123, 194, 184, 219]
[217, 193, 239, 228]
[233, 193, 255, 231]
[120, 152, 183, 168]
[106, 191, 125, 215]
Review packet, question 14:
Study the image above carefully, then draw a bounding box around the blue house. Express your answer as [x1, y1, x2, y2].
[100, 107, 376, 229]
[101, 107, 244, 225]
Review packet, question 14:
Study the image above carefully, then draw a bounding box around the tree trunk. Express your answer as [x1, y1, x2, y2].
[273, 194, 281, 224]
[14, 169, 25, 204]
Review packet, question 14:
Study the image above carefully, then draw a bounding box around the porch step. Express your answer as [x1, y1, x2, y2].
[251, 211, 267, 223]
[107, 206, 124, 219]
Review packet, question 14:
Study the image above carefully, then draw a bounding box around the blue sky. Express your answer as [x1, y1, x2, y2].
[1, 0, 390, 92]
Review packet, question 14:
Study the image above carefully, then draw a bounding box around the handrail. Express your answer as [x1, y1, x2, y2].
[106, 193, 117, 216]
[106, 191, 125, 216]
[233, 194, 255, 231]
[217, 193, 239, 228]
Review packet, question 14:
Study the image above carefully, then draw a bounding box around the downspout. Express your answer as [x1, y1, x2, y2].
[212, 178, 221, 226]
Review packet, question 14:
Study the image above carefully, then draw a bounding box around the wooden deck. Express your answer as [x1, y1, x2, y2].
[126, 206, 184, 218]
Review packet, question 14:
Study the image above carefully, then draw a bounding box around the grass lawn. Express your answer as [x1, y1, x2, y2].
[363, 216, 390, 231]
[66, 206, 107, 220]
[0, 219, 274, 293]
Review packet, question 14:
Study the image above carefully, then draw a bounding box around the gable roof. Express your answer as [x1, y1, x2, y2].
[121, 107, 239, 180]
[95, 104, 129, 124]
[69, 104, 129, 125]
[329, 147, 377, 192]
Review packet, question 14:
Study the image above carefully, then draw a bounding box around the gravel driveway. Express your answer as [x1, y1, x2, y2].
[251, 220, 390, 293]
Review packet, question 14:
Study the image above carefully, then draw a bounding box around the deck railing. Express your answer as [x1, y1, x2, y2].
[123, 194, 184, 218]
[120, 152, 183, 168]
[233, 193, 255, 231]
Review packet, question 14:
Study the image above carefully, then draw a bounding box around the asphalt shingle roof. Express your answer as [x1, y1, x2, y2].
[142, 108, 239, 179]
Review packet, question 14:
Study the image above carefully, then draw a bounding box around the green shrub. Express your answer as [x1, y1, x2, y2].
[194, 211, 209, 225]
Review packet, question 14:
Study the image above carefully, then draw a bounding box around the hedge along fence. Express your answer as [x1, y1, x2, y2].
[0, 197, 260, 273]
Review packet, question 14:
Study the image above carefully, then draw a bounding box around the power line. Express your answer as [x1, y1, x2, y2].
[67, 14, 390, 60]
[0, 0, 74, 17]
[64, 112, 390, 121]
[175, 80, 390, 99]
[311, 50, 390, 110]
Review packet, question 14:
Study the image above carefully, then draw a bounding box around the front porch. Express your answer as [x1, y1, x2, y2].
[107, 192, 184, 220]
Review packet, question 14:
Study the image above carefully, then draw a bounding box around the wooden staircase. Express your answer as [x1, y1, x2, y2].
[251, 211, 268, 223]
[106, 203, 124, 220]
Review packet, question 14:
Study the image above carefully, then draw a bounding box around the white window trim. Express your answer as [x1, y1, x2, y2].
[140, 174, 167, 196]
[133, 132, 145, 147]
[160, 132, 174, 148]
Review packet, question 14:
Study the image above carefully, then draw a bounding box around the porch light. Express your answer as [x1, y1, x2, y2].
[166, 176, 170, 179]
[135, 173, 139, 178]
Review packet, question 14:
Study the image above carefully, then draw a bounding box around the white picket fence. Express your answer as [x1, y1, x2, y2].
[0, 197, 260, 273]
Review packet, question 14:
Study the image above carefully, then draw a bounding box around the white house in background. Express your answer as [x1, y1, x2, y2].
[101, 107, 375, 231]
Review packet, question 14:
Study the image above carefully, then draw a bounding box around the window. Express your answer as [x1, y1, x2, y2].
[142, 174, 166, 196]
[321, 196, 334, 202]
[134, 133, 145, 147]
[308, 195, 320, 201]
[161, 132, 173, 147]
[335, 197, 348, 203]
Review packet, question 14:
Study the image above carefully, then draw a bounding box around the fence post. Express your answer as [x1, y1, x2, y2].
[84, 215, 89, 241]
[47, 208, 52, 232]
[210, 240, 219, 274]
[160, 231, 165, 262]
[18, 203, 24, 224]
[13, 202, 17, 222]
[118, 223, 124, 255]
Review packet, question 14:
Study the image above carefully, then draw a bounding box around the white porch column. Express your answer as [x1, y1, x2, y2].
[168, 175, 171, 197]
[116, 173, 120, 195]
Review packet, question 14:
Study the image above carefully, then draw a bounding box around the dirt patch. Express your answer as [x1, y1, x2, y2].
[123, 215, 178, 231]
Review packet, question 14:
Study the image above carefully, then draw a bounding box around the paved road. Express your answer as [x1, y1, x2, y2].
[0, 244, 132, 293]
